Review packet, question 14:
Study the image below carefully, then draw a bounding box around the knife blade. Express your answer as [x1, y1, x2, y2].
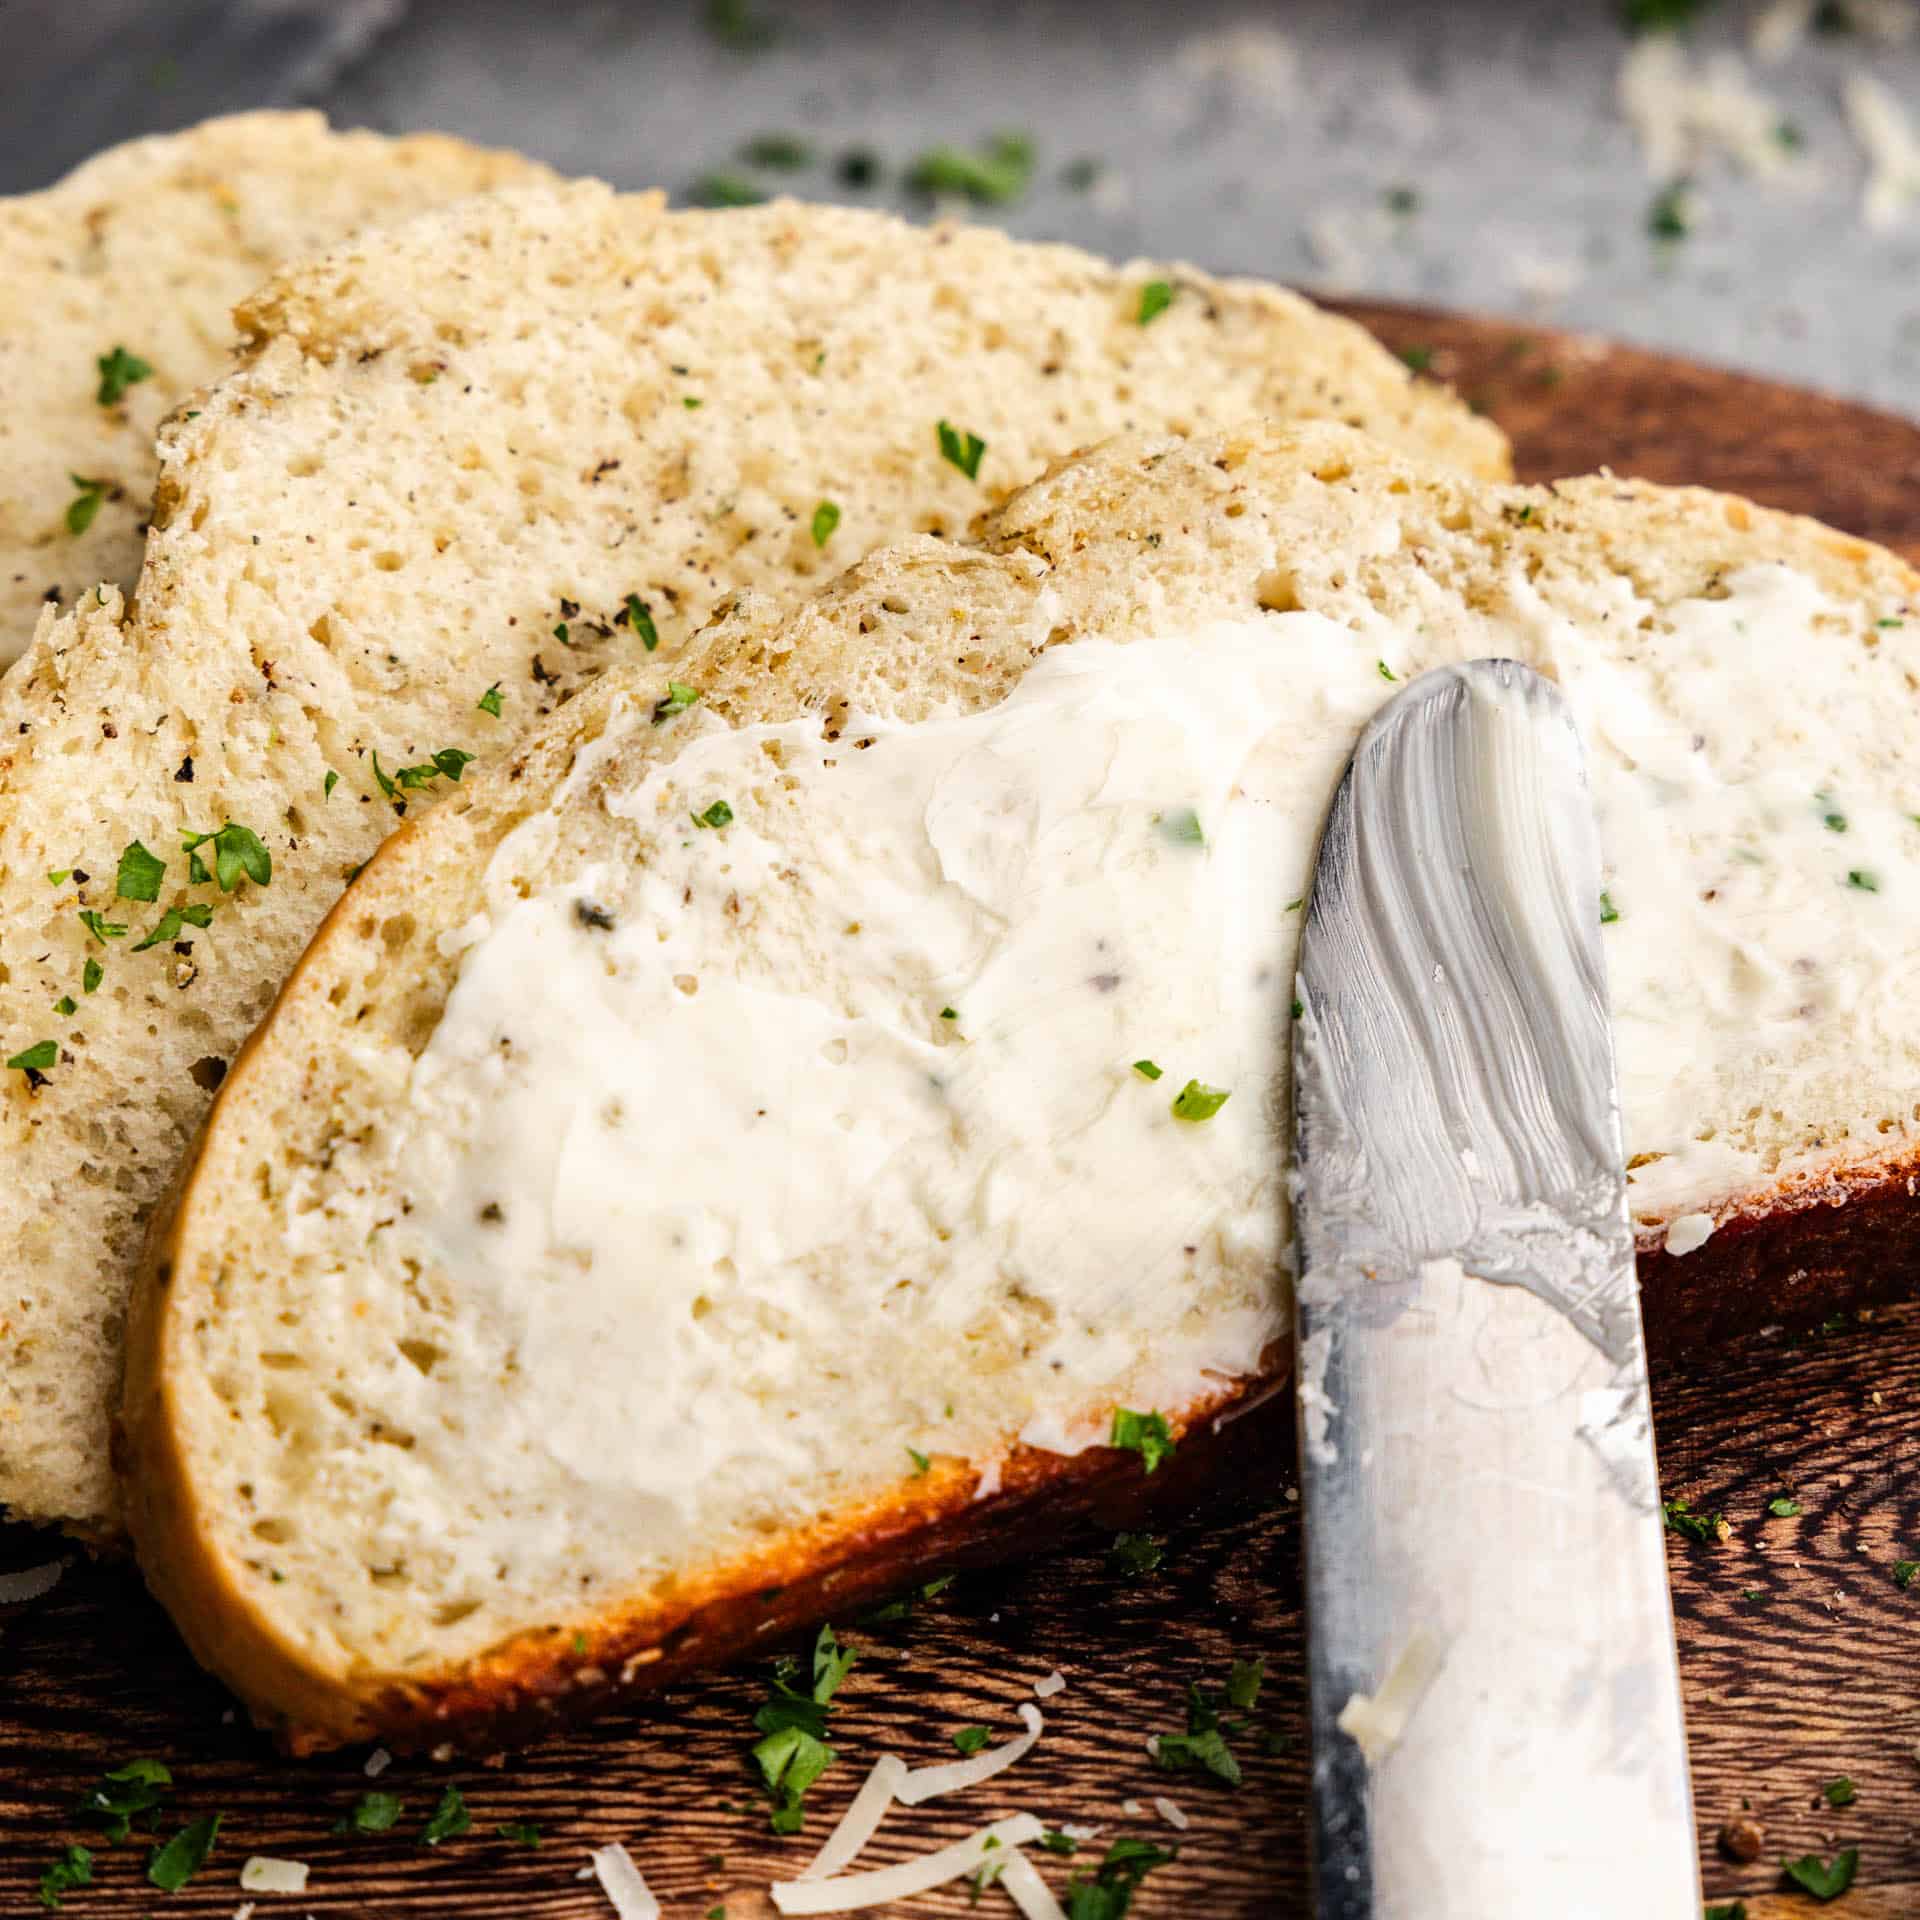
[1290, 659, 1697, 1917]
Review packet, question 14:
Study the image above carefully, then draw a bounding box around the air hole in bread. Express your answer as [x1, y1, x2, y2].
[380, 914, 416, 950]
[1255, 568, 1300, 614]
[398, 1340, 442, 1376]
[286, 452, 321, 480]
[259, 1352, 303, 1371]
[253, 1517, 292, 1544]
[373, 551, 406, 573]
[434, 1598, 482, 1627]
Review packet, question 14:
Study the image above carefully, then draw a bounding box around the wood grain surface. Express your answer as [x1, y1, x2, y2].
[2, 305, 1917, 1917]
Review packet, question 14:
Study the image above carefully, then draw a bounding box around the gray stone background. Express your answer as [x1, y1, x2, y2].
[6, 0, 1920, 412]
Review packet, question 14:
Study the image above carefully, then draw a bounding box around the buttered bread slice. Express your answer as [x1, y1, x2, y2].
[124, 422, 1920, 1752]
[0, 111, 557, 665]
[0, 191, 1501, 1537]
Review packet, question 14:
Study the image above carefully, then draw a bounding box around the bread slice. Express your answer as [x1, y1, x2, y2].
[0, 191, 1503, 1538]
[0, 111, 557, 666]
[122, 420, 1920, 1753]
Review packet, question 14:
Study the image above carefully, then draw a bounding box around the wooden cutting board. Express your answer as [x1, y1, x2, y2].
[3, 305, 1917, 1919]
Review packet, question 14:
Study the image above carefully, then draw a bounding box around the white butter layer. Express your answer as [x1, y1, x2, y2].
[274, 567, 1920, 1642]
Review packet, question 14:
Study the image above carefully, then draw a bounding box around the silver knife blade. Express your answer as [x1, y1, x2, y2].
[1290, 659, 1697, 1917]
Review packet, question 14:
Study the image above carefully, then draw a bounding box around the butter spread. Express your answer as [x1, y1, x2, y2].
[273, 565, 1920, 1640]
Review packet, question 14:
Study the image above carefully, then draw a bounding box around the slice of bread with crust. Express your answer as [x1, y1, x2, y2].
[122, 421, 1920, 1754]
[0, 191, 1503, 1537]
[0, 111, 557, 666]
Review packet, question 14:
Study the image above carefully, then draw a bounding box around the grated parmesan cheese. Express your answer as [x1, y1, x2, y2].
[1153, 1796, 1190, 1831]
[1032, 1670, 1066, 1700]
[1845, 73, 1920, 225]
[771, 1815, 1045, 1915]
[1337, 1628, 1447, 1765]
[797, 1753, 905, 1881]
[999, 1851, 1069, 1920]
[238, 1858, 309, 1894]
[0, 1559, 66, 1605]
[590, 1843, 660, 1920]
[1618, 37, 1800, 178]
[362, 1747, 391, 1778]
[897, 1704, 1043, 1805]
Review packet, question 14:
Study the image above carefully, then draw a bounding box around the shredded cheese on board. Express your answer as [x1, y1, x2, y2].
[589, 1843, 661, 1920]
[896, 1704, 1043, 1806]
[770, 1815, 1045, 1915]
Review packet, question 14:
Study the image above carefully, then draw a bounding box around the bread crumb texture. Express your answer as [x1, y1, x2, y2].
[0, 186, 1503, 1533]
[0, 111, 558, 666]
[129, 422, 1920, 1748]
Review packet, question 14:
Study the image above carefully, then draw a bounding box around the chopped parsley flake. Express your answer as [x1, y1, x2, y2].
[1767, 1495, 1802, 1517]
[1817, 791, 1847, 832]
[1848, 868, 1879, 891]
[1400, 345, 1435, 373]
[1822, 1776, 1856, 1807]
[76, 1758, 172, 1841]
[46, 870, 69, 887]
[496, 1821, 542, 1845]
[53, 997, 75, 1017]
[95, 345, 154, 407]
[146, 1813, 219, 1893]
[1660, 1496, 1723, 1544]
[79, 910, 127, 945]
[1620, 0, 1715, 31]
[1132, 1059, 1163, 1081]
[1877, 615, 1905, 628]
[1894, 1558, 1917, 1588]
[66, 474, 111, 536]
[323, 769, 340, 798]
[1110, 1406, 1175, 1473]
[1066, 1838, 1177, 1917]
[692, 172, 766, 208]
[742, 132, 813, 169]
[936, 419, 987, 481]
[334, 1790, 404, 1835]
[653, 681, 702, 724]
[37, 1845, 91, 1910]
[1171, 1078, 1230, 1121]
[115, 839, 166, 903]
[621, 594, 660, 650]
[706, 0, 778, 49]
[693, 799, 735, 830]
[1137, 279, 1174, 325]
[132, 901, 213, 952]
[8, 1040, 57, 1073]
[1599, 890, 1620, 924]
[1703, 1905, 1748, 1920]
[1782, 1848, 1858, 1902]
[1159, 807, 1205, 846]
[1109, 1531, 1164, 1575]
[1648, 178, 1695, 241]
[553, 621, 571, 645]
[180, 822, 271, 890]
[419, 1786, 470, 1846]
[750, 1625, 855, 1832]
[83, 957, 102, 994]
[907, 133, 1034, 205]
[952, 1725, 991, 1756]
[811, 500, 841, 547]
[1226, 1658, 1264, 1710]
[479, 681, 505, 716]
[1377, 660, 1398, 681]
[906, 1446, 931, 1475]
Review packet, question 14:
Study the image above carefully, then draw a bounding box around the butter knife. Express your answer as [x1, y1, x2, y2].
[1290, 659, 1697, 1916]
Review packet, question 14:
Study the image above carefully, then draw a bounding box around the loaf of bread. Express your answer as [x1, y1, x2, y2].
[0, 111, 557, 665]
[0, 189, 1504, 1535]
[122, 421, 1920, 1753]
